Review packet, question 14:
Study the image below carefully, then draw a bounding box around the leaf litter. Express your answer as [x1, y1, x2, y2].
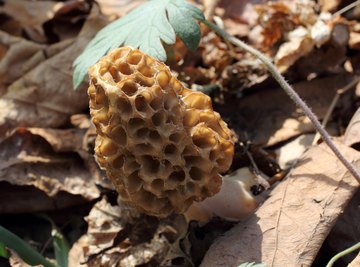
[1, 0, 360, 266]
[201, 140, 360, 267]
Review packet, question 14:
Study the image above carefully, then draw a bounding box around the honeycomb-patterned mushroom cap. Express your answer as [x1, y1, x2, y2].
[88, 47, 235, 217]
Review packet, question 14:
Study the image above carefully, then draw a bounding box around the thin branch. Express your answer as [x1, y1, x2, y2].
[312, 76, 360, 145]
[202, 19, 360, 184]
[326, 242, 360, 267]
[333, 0, 360, 17]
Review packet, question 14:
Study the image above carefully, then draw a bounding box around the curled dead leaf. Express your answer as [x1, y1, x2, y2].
[0, 31, 45, 96]
[0, 0, 64, 42]
[0, 127, 100, 213]
[69, 197, 190, 267]
[96, 0, 145, 18]
[0, 6, 108, 141]
[275, 27, 314, 73]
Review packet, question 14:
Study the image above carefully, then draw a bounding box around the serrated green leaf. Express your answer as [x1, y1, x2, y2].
[237, 262, 266, 267]
[73, 0, 205, 89]
[167, 1, 204, 51]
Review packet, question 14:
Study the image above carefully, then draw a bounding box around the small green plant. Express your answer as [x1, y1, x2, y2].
[73, 0, 360, 185]
[0, 218, 69, 267]
[326, 242, 360, 267]
[0, 226, 56, 267]
[0, 242, 9, 258]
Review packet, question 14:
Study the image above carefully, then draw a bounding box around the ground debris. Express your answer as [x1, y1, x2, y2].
[201, 140, 360, 266]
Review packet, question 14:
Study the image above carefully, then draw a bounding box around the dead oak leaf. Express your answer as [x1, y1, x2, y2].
[201, 141, 360, 266]
[0, 128, 100, 213]
[96, 0, 145, 18]
[0, 31, 74, 97]
[0, 31, 45, 95]
[25, 127, 86, 153]
[0, 6, 109, 141]
[218, 73, 352, 146]
[275, 26, 315, 73]
[69, 197, 189, 267]
[0, 0, 64, 42]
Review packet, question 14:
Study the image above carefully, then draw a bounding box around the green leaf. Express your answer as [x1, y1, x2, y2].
[237, 262, 266, 267]
[0, 242, 9, 259]
[52, 227, 70, 267]
[73, 0, 205, 89]
[0, 226, 56, 267]
[38, 214, 70, 267]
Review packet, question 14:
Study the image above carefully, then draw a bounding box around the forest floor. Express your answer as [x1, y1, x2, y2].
[0, 0, 359, 266]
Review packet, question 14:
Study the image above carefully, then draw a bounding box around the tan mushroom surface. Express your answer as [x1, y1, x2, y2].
[88, 47, 234, 217]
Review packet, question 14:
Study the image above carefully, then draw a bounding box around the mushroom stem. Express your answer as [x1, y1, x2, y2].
[185, 168, 263, 223]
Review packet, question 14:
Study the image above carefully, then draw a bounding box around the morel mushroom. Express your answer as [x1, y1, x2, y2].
[88, 47, 234, 217]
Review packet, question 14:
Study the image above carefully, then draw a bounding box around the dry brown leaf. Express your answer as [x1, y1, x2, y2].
[68, 235, 89, 267]
[275, 27, 315, 73]
[203, 0, 258, 37]
[86, 198, 131, 256]
[0, 31, 45, 95]
[276, 134, 314, 169]
[220, 73, 352, 146]
[9, 251, 40, 267]
[318, 0, 341, 12]
[201, 141, 360, 267]
[0, 127, 100, 213]
[251, 0, 340, 73]
[349, 252, 360, 267]
[0, 33, 73, 96]
[221, 52, 268, 93]
[253, 1, 318, 49]
[0, 182, 89, 213]
[349, 31, 360, 50]
[68, 197, 189, 267]
[200, 31, 232, 72]
[326, 190, 360, 265]
[255, 1, 297, 48]
[71, 114, 92, 129]
[275, 14, 334, 72]
[18, 123, 109, 191]
[290, 23, 349, 79]
[42, 1, 92, 42]
[0, 6, 109, 141]
[25, 127, 85, 153]
[96, 0, 145, 18]
[0, 0, 64, 42]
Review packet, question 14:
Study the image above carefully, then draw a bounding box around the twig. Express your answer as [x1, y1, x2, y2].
[326, 242, 360, 267]
[333, 0, 360, 17]
[312, 76, 360, 145]
[202, 19, 360, 184]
